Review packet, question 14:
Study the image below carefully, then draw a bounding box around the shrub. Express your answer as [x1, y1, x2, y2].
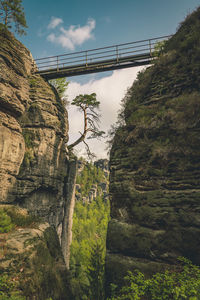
[4, 206, 40, 228]
[0, 209, 14, 233]
[0, 206, 40, 230]
[0, 274, 25, 300]
[108, 258, 200, 300]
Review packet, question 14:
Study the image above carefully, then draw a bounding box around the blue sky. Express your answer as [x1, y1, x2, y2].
[18, 0, 200, 158]
[20, 0, 200, 60]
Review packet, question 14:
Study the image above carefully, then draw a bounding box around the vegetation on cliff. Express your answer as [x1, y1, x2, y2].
[0, 208, 70, 298]
[108, 258, 200, 300]
[0, 27, 72, 300]
[70, 161, 110, 299]
[0, 207, 72, 300]
[107, 6, 200, 296]
[0, 0, 27, 35]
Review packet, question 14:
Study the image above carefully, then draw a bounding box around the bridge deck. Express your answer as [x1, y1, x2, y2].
[35, 35, 171, 80]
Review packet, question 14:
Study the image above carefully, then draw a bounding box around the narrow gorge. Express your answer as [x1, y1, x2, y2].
[0, 5, 200, 300]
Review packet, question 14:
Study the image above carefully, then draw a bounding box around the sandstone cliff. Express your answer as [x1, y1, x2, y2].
[106, 7, 200, 293]
[75, 159, 109, 204]
[0, 205, 72, 299]
[0, 29, 74, 299]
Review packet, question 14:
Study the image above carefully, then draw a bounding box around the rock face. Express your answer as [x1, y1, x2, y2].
[106, 8, 200, 293]
[94, 158, 109, 178]
[0, 30, 74, 298]
[0, 205, 72, 299]
[75, 159, 109, 204]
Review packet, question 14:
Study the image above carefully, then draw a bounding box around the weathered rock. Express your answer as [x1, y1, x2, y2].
[106, 7, 200, 294]
[61, 159, 77, 269]
[75, 160, 109, 204]
[94, 158, 109, 170]
[0, 111, 25, 201]
[0, 206, 72, 300]
[0, 29, 73, 298]
[0, 29, 69, 234]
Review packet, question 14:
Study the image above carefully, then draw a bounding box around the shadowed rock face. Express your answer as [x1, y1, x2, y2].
[0, 205, 73, 300]
[0, 30, 73, 298]
[0, 29, 69, 231]
[0, 30, 31, 201]
[106, 7, 200, 293]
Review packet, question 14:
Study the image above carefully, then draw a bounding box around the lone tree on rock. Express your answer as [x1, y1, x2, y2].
[68, 93, 105, 159]
[0, 0, 27, 35]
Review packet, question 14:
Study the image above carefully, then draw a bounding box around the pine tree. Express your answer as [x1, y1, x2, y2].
[0, 0, 27, 35]
[68, 93, 105, 159]
[87, 240, 105, 300]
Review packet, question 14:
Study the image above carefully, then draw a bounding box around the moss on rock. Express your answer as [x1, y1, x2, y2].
[0, 206, 72, 300]
[106, 6, 200, 295]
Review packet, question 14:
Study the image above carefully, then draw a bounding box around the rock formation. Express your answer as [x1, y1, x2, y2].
[0, 206, 72, 299]
[0, 29, 74, 299]
[106, 7, 200, 294]
[75, 159, 109, 204]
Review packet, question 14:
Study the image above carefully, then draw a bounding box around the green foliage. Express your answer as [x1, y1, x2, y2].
[21, 130, 35, 168]
[29, 78, 37, 88]
[0, 274, 25, 300]
[4, 206, 40, 227]
[0, 206, 40, 230]
[87, 240, 105, 300]
[22, 150, 34, 168]
[71, 93, 100, 108]
[165, 8, 200, 55]
[22, 129, 35, 149]
[0, 0, 27, 35]
[69, 93, 105, 158]
[108, 258, 200, 300]
[0, 209, 14, 233]
[153, 40, 167, 57]
[49, 77, 69, 105]
[76, 161, 106, 196]
[70, 162, 110, 299]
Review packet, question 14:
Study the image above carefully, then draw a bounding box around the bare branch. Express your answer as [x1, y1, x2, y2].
[82, 139, 96, 160]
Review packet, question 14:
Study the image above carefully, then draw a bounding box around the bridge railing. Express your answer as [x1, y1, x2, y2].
[35, 35, 171, 73]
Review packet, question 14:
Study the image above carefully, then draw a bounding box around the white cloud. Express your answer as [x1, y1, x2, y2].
[48, 17, 63, 29]
[66, 66, 146, 159]
[47, 32, 74, 50]
[47, 18, 96, 50]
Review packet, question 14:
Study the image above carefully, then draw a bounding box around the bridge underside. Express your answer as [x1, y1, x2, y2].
[37, 53, 153, 80]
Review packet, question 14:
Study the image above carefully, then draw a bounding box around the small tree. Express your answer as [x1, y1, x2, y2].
[0, 0, 27, 35]
[87, 240, 105, 300]
[68, 93, 105, 159]
[108, 258, 200, 300]
[153, 40, 167, 57]
[49, 77, 69, 106]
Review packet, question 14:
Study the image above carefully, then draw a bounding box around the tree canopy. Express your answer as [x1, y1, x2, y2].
[49, 77, 69, 99]
[49, 77, 69, 106]
[0, 0, 27, 35]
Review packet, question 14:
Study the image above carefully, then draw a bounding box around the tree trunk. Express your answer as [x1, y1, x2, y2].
[68, 107, 88, 149]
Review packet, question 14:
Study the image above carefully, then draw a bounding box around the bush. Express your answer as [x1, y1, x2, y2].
[108, 258, 200, 300]
[0, 209, 14, 233]
[3, 206, 40, 228]
[0, 274, 25, 300]
[0, 206, 40, 232]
